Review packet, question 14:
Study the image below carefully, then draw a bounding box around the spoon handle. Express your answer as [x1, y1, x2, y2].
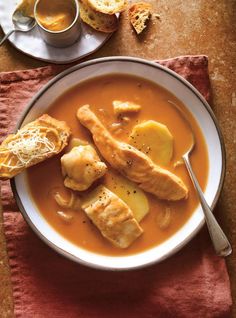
[183, 155, 232, 257]
[0, 30, 15, 46]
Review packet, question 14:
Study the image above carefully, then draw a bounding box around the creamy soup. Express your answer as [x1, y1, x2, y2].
[27, 74, 208, 256]
[36, 0, 76, 32]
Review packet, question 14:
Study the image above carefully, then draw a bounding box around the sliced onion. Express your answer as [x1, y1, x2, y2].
[54, 192, 81, 210]
[156, 207, 172, 230]
[54, 192, 71, 208]
[56, 211, 73, 223]
[121, 116, 130, 123]
[174, 159, 184, 168]
[110, 122, 122, 130]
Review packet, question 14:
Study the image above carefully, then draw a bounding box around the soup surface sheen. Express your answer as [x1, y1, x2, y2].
[27, 74, 209, 256]
[36, 0, 75, 31]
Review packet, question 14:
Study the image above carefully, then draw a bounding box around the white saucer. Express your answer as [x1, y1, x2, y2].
[0, 1, 113, 64]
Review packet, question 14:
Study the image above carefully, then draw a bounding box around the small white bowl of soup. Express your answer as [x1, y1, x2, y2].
[34, 0, 81, 47]
[11, 57, 225, 270]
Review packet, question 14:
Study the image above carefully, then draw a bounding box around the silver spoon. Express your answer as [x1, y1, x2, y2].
[0, 9, 36, 46]
[168, 100, 232, 257]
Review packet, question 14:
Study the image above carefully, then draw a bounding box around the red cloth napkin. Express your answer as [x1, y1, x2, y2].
[0, 56, 232, 318]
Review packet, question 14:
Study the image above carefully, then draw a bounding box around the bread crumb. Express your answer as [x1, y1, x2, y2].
[128, 2, 152, 34]
[153, 13, 161, 20]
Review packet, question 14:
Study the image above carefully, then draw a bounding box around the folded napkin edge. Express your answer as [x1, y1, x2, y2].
[0, 55, 208, 83]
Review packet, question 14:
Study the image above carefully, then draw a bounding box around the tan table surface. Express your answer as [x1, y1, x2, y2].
[0, 1, 236, 317]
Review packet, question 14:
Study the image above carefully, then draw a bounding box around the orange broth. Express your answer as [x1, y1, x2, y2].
[27, 74, 209, 256]
[36, 0, 75, 32]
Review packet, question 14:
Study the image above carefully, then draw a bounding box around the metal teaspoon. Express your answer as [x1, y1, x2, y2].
[169, 100, 232, 257]
[0, 9, 36, 46]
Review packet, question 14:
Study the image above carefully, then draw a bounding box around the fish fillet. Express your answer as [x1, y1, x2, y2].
[82, 185, 143, 248]
[77, 105, 188, 201]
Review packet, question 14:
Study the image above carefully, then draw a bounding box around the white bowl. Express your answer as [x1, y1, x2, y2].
[11, 57, 225, 270]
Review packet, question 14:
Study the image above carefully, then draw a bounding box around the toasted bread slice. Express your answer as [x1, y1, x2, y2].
[79, 0, 118, 32]
[129, 2, 152, 34]
[85, 0, 127, 15]
[0, 114, 71, 179]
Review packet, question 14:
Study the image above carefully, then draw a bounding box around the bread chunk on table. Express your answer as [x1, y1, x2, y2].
[129, 2, 152, 34]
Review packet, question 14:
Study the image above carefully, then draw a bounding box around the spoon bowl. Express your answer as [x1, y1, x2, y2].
[0, 8, 36, 46]
[12, 10, 36, 31]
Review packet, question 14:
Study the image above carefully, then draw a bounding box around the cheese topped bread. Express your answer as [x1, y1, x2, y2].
[0, 114, 71, 179]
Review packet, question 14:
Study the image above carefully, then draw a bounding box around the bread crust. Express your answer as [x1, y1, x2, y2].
[79, 0, 119, 32]
[0, 114, 71, 179]
[85, 0, 127, 15]
[129, 2, 152, 34]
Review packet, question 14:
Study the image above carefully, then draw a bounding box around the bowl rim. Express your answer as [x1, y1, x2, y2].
[11, 56, 226, 271]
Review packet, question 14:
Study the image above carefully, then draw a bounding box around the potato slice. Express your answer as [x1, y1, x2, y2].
[129, 120, 173, 166]
[104, 172, 149, 222]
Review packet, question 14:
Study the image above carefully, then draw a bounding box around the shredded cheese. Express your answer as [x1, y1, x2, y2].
[0, 126, 60, 171]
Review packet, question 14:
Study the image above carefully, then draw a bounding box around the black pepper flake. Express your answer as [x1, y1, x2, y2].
[126, 160, 132, 166]
[127, 190, 131, 195]
[133, 190, 137, 194]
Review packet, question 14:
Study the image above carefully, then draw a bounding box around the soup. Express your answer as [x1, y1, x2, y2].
[27, 74, 208, 256]
[36, 0, 76, 32]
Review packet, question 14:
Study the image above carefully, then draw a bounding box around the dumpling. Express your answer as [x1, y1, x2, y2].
[61, 145, 107, 191]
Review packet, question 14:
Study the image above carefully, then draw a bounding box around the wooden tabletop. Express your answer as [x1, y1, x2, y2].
[0, 1, 236, 316]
